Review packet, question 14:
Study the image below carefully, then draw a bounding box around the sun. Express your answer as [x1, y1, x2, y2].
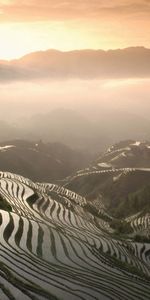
[0, 20, 119, 60]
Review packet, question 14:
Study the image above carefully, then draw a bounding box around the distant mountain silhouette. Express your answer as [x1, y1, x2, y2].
[25, 109, 112, 153]
[23, 108, 150, 153]
[0, 47, 150, 81]
[1, 108, 150, 154]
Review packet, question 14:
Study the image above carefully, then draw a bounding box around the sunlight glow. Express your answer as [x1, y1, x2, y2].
[0, 21, 105, 59]
[0, 18, 146, 60]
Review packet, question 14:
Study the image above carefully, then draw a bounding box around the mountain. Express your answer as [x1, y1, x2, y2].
[1, 47, 150, 81]
[1, 109, 150, 155]
[96, 140, 150, 168]
[0, 171, 150, 299]
[0, 119, 38, 143]
[64, 140, 150, 220]
[24, 109, 112, 153]
[93, 111, 150, 142]
[19, 107, 150, 154]
[0, 139, 91, 181]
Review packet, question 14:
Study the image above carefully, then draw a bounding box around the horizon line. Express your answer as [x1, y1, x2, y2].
[0, 45, 149, 62]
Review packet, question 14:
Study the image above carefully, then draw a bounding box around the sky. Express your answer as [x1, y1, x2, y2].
[0, 0, 149, 129]
[0, 0, 150, 59]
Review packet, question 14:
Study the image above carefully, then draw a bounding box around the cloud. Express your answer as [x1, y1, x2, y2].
[0, 47, 150, 82]
[0, 0, 150, 22]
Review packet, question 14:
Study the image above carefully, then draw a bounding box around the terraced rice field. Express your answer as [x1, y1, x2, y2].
[0, 172, 150, 299]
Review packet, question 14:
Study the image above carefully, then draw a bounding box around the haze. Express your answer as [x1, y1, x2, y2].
[0, 0, 149, 153]
[0, 77, 150, 119]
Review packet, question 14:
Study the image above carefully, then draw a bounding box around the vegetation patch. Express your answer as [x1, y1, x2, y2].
[110, 255, 150, 282]
[108, 183, 150, 218]
[26, 191, 39, 206]
[110, 219, 133, 235]
[0, 195, 12, 212]
[133, 234, 150, 243]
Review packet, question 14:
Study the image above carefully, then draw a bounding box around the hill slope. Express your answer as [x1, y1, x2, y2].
[64, 140, 150, 221]
[0, 171, 150, 299]
[0, 140, 91, 181]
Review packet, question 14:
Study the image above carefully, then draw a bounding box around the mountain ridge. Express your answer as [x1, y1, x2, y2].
[1, 46, 150, 81]
[4, 46, 150, 62]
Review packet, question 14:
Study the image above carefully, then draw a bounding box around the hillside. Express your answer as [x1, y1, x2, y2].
[96, 140, 150, 168]
[0, 171, 150, 299]
[64, 140, 150, 221]
[0, 140, 91, 182]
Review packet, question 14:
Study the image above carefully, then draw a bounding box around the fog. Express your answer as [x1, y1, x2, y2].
[0, 77, 150, 154]
[0, 78, 150, 119]
[0, 48, 150, 152]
